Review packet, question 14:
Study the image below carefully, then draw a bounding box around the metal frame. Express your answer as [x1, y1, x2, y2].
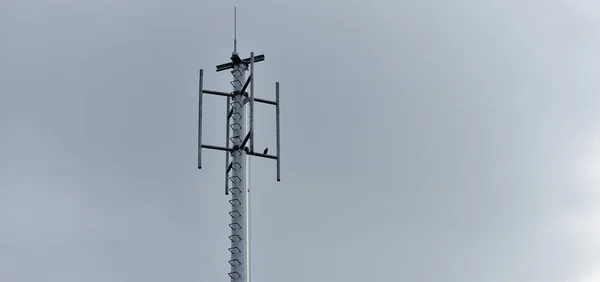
[197, 55, 281, 182]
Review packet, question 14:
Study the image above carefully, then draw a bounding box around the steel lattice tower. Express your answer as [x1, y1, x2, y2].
[197, 8, 281, 282]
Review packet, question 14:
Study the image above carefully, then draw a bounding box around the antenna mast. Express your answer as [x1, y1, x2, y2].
[233, 7, 237, 54]
[197, 8, 281, 282]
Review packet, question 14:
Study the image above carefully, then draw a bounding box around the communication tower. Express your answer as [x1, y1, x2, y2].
[197, 7, 281, 282]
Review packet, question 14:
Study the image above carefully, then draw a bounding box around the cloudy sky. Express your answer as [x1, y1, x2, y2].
[2, 0, 600, 281]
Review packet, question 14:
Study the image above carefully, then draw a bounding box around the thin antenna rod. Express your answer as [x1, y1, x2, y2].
[197, 69, 203, 169]
[234, 7, 237, 54]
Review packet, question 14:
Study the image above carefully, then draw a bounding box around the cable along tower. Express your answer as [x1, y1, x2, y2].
[197, 7, 281, 282]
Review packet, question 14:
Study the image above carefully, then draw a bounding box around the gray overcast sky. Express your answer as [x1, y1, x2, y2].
[2, 0, 600, 281]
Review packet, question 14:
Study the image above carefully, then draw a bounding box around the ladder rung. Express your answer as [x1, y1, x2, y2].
[229, 176, 242, 184]
[230, 80, 243, 88]
[229, 222, 242, 230]
[229, 149, 242, 157]
[229, 210, 241, 218]
[229, 235, 241, 242]
[229, 199, 241, 206]
[231, 112, 242, 120]
[228, 271, 241, 279]
[228, 259, 241, 266]
[229, 136, 242, 143]
[230, 123, 242, 131]
[230, 101, 242, 109]
[228, 247, 241, 254]
[227, 162, 241, 173]
[229, 187, 241, 194]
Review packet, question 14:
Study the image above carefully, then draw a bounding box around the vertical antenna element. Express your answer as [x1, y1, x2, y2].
[234, 7, 237, 54]
[198, 69, 203, 169]
[276, 82, 281, 181]
[249, 52, 255, 153]
[225, 97, 231, 195]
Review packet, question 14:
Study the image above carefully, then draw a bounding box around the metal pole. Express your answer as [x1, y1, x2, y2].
[246, 88, 252, 282]
[276, 82, 280, 181]
[226, 97, 231, 195]
[229, 61, 247, 282]
[234, 7, 237, 55]
[249, 52, 255, 153]
[198, 69, 203, 169]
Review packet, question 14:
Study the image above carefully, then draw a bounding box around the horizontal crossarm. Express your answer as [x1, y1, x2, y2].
[202, 89, 232, 97]
[216, 54, 265, 72]
[201, 144, 231, 152]
[247, 151, 278, 160]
